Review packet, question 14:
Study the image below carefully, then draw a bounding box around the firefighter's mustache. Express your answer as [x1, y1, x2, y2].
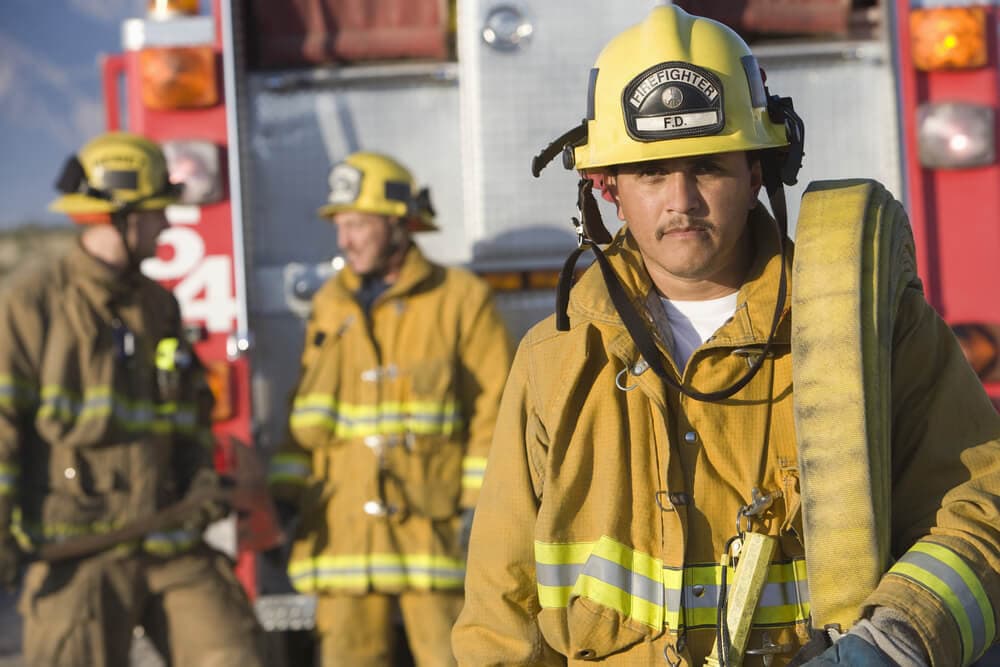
[655, 222, 713, 240]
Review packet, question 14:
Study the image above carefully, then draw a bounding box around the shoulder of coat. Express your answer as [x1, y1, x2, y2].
[441, 264, 491, 298]
[0, 254, 63, 315]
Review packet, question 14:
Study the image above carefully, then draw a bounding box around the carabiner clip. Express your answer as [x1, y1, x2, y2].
[615, 367, 638, 392]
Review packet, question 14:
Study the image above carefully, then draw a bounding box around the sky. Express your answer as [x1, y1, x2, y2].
[0, 0, 148, 228]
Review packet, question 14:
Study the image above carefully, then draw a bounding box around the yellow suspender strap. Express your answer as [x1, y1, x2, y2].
[791, 179, 920, 630]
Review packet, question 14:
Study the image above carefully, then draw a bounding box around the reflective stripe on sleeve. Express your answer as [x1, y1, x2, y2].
[0, 462, 18, 496]
[268, 453, 312, 486]
[535, 536, 810, 632]
[461, 456, 488, 490]
[888, 541, 996, 664]
[0, 375, 37, 410]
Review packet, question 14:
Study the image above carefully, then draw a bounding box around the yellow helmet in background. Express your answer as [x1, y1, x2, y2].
[49, 131, 181, 223]
[573, 4, 789, 170]
[317, 152, 437, 232]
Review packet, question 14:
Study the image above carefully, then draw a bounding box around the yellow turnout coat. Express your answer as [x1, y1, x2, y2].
[453, 208, 1000, 666]
[270, 244, 513, 595]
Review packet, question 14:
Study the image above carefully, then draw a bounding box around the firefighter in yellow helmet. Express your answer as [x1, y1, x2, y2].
[0, 131, 267, 665]
[453, 6, 1000, 667]
[268, 151, 513, 666]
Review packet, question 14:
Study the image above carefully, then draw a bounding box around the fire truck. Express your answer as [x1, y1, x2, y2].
[101, 0, 1000, 660]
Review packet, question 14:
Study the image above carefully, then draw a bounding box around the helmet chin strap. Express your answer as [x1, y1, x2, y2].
[111, 209, 143, 275]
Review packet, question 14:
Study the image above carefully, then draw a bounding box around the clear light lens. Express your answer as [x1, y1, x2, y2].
[163, 140, 223, 205]
[917, 102, 995, 169]
[482, 6, 533, 51]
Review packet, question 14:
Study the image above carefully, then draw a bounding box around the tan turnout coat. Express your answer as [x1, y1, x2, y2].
[453, 209, 1000, 666]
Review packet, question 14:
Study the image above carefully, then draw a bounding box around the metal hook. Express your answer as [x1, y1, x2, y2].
[615, 367, 638, 392]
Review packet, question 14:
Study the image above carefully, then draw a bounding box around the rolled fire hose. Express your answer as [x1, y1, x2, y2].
[791, 179, 920, 632]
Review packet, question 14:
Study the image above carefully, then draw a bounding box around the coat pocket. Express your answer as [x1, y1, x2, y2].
[386, 436, 463, 519]
[535, 535, 665, 660]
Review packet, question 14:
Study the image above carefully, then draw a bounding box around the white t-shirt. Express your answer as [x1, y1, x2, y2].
[660, 293, 739, 368]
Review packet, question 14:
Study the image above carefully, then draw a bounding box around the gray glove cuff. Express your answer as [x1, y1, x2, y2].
[851, 607, 930, 667]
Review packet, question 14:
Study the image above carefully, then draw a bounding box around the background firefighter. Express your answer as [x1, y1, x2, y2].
[268, 151, 513, 666]
[452, 5, 1000, 667]
[0, 131, 266, 666]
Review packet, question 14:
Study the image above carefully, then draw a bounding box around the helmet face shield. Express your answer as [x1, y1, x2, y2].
[570, 5, 791, 171]
[49, 131, 180, 221]
[318, 152, 437, 232]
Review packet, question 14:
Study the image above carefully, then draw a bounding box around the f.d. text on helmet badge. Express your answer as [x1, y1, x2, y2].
[622, 62, 725, 142]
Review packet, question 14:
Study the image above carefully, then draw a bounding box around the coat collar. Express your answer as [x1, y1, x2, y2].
[64, 241, 144, 304]
[333, 243, 436, 303]
[567, 204, 793, 348]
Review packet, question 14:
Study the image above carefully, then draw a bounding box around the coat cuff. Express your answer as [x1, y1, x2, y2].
[460, 455, 488, 509]
[864, 540, 997, 666]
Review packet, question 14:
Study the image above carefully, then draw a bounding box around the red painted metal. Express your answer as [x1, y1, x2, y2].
[674, 0, 852, 36]
[101, 0, 258, 597]
[895, 1, 1000, 322]
[101, 54, 126, 131]
[249, 0, 450, 68]
[894, 0, 1000, 405]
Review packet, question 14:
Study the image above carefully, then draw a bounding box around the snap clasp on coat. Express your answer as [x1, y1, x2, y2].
[574, 649, 596, 660]
[364, 435, 383, 449]
[363, 500, 397, 517]
[683, 431, 698, 444]
[360, 364, 401, 383]
[64, 467, 77, 480]
[692, 584, 706, 598]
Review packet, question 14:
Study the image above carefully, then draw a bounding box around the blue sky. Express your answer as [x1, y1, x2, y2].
[0, 0, 147, 228]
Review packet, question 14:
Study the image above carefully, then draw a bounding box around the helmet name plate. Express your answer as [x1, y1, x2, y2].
[622, 62, 725, 142]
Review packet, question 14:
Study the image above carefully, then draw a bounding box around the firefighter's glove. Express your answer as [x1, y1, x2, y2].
[799, 634, 895, 667]
[0, 534, 22, 591]
[458, 508, 475, 555]
[183, 468, 232, 529]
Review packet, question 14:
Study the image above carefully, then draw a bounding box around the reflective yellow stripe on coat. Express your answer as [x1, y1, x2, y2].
[288, 553, 466, 593]
[887, 541, 997, 664]
[535, 536, 810, 631]
[290, 397, 463, 438]
[38, 385, 201, 434]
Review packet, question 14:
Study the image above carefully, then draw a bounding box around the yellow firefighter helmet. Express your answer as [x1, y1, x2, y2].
[49, 131, 181, 223]
[574, 4, 789, 170]
[317, 151, 437, 232]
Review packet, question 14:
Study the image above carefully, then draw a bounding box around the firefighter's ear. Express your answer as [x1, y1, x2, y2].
[603, 173, 625, 221]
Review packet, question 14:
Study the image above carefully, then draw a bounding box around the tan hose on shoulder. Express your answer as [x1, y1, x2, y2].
[791, 179, 921, 632]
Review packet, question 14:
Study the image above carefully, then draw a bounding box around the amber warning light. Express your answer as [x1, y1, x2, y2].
[910, 7, 987, 71]
[140, 45, 218, 110]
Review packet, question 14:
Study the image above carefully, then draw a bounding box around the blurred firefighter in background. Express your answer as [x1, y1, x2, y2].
[453, 4, 1000, 667]
[268, 151, 513, 666]
[0, 131, 266, 666]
